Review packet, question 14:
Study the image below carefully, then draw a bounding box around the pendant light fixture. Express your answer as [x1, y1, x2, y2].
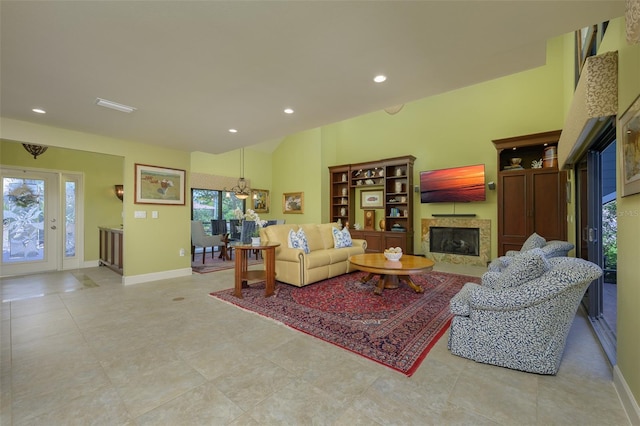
[225, 148, 251, 200]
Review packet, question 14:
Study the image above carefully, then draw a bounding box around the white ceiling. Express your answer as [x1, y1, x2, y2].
[0, 1, 625, 155]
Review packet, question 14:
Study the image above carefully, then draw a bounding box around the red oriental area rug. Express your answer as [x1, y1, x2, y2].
[209, 270, 480, 376]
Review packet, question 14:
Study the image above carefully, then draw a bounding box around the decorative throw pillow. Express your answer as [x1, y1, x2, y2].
[496, 248, 550, 288]
[288, 228, 310, 254]
[521, 232, 546, 252]
[541, 241, 574, 258]
[332, 226, 353, 248]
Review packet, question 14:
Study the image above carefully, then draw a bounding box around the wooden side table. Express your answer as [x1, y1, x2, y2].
[231, 242, 280, 298]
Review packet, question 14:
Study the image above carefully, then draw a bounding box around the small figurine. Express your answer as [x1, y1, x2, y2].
[531, 159, 543, 169]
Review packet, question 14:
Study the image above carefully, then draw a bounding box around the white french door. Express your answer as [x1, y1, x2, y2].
[1, 168, 83, 276]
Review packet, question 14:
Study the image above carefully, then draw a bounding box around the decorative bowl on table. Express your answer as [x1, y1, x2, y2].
[384, 247, 403, 261]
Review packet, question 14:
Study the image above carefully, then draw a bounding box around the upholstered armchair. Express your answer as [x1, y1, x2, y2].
[488, 232, 574, 272]
[448, 252, 602, 375]
[191, 220, 225, 264]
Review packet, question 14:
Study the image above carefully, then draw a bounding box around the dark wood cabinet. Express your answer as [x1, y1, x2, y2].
[329, 156, 415, 254]
[493, 130, 567, 256]
[350, 230, 407, 253]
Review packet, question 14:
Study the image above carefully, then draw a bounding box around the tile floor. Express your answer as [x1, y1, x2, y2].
[0, 263, 631, 425]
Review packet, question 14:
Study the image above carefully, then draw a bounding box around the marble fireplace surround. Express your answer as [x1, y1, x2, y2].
[421, 218, 491, 267]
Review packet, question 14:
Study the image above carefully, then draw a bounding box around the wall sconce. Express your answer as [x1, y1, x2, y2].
[22, 143, 48, 159]
[114, 185, 124, 201]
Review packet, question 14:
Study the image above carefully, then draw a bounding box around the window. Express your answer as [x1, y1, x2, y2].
[191, 189, 245, 232]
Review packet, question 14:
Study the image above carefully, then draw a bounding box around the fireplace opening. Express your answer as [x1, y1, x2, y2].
[429, 226, 480, 256]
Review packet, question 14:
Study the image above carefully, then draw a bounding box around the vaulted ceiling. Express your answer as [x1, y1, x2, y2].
[0, 1, 625, 154]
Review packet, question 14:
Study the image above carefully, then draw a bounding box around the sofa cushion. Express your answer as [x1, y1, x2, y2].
[288, 228, 310, 254]
[332, 227, 353, 248]
[521, 232, 546, 252]
[299, 224, 324, 252]
[264, 224, 297, 246]
[317, 223, 338, 249]
[496, 248, 550, 289]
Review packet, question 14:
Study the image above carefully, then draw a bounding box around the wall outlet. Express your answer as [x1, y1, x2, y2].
[179, 248, 185, 257]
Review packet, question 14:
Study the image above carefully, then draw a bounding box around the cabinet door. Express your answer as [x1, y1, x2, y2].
[531, 170, 566, 241]
[383, 233, 407, 251]
[499, 172, 529, 240]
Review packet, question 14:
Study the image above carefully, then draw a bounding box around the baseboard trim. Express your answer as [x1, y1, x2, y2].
[123, 268, 192, 286]
[613, 365, 640, 425]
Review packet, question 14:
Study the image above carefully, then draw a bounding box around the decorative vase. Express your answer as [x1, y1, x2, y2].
[379, 219, 386, 231]
[251, 236, 261, 246]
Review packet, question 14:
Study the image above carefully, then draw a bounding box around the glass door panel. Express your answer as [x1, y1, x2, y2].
[2, 170, 58, 275]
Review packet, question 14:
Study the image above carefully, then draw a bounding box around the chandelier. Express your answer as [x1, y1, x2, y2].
[22, 143, 48, 159]
[225, 148, 251, 200]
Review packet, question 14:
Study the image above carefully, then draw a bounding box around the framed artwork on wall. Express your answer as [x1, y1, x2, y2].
[134, 163, 185, 205]
[620, 93, 640, 197]
[283, 192, 304, 214]
[360, 189, 383, 208]
[251, 189, 269, 213]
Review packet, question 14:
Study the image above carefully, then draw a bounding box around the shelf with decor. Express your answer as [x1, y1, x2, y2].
[351, 162, 385, 187]
[329, 165, 352, 225]
[329, 155, 415, 253]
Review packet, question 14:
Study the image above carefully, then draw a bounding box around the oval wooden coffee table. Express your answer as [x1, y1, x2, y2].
[349, 253, 435, 295]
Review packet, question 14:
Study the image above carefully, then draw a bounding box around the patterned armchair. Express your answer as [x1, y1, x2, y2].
[448, 253, 602, 375]
[488, 233, 574, 272]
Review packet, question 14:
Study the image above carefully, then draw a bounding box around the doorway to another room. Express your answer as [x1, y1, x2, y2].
[576, 129, 617, 364]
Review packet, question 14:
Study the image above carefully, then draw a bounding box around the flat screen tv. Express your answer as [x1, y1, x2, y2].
[420, 164, 486, 203]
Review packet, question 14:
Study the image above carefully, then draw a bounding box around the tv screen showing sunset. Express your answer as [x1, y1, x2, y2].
[420, 164, 485, 203]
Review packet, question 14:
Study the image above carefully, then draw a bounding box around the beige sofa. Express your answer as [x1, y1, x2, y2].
[259, 223, 367, 287]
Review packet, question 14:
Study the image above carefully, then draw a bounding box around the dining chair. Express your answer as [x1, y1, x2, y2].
[191, 220, 224, 264]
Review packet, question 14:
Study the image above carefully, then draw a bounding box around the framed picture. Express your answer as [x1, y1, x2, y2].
[283, 192, 304, 214]
[620, 94, 640, 197]
[134, 163, 186, 205]
[360, 189, 383, 208]
[252, 189, 269, 213]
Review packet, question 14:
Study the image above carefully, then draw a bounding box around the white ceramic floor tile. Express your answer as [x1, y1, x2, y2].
[0, 266, 631, 425]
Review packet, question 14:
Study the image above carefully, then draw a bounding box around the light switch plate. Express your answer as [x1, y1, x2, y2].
[134, 210, 147, 219]
[152, 211, 158, 219]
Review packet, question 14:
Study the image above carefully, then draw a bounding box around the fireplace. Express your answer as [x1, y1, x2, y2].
[429, 227, 479, 256]
[421, 218, 491, 266]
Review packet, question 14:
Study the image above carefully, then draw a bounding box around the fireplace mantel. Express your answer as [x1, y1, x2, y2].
[421, 218, 491, 266]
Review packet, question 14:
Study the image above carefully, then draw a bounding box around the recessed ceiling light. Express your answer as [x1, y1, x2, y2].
[229, 129, 238, 133]
[32, 108, 46, 114]
[95, 98, 136, 113]
[373, 75, 387, 83]
[284, 108, 294, 114]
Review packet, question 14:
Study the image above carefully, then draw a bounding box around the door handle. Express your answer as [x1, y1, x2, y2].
[588, 228, 597, 243]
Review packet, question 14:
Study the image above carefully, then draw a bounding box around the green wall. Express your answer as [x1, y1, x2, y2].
[1, 140, 124, 261]
[272, 128, 323, 225]
[271, 35, 567, 256]
[1, 118, 192, 279]
[597, 17, 640, 411]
